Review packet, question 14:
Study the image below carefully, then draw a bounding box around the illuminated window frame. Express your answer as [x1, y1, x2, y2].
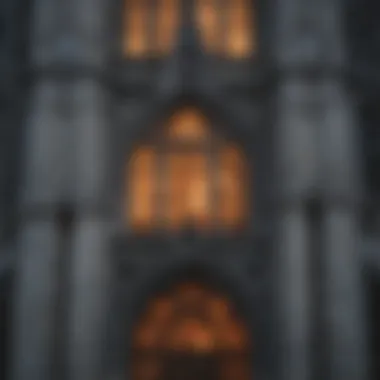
[122, 0, 256, 59]
[123, 0, 181, 58]
[132, 281, 251, 380]
[195, 0, 256, 59]
[125, 108, 250, 234]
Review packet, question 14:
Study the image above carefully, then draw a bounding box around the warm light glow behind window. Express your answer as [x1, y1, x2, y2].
[123, 0, 255, 59]
[123, 0, 180, 58]
[132, 282, 250, 380]
[126, 108, 249, 234]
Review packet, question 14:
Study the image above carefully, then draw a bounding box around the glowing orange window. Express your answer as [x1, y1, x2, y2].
[123, 0, 256, 59]
[196, 0, 256, 58]
[126, 107, 249, 234]
[132, 282, 251, 380]
[123, 0, 180, 58]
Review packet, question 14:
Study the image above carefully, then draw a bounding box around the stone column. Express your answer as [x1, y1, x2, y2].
[63, 1, 111, 380]
[11, 218, 61, 380]
[320, 82, 368, 380]
[10, 1, 69, 379]
[68, 216, 111, 380]
[275, 0, 369, 379]
[274, 1, 325, 379]
[308, 1, 368, 379]
[275, 80, 317, 380]
[67, 82, 111, 380]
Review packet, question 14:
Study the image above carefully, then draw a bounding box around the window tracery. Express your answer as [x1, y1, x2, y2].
[126, 108, 249, 234]
[123, 0, 255, 59]
[123, 0, 180, 58]
[132, 282, 251, 380]
[195, 0, 255, 58]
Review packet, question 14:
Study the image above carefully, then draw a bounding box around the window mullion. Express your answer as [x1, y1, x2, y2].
[155, 136, 168, 233]
[218, 0, 229, 56]
[208, 135, 220, 233]
[147, 0, 159, 56]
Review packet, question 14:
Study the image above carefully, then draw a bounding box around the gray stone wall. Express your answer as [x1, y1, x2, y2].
[11, 1, 112, 380]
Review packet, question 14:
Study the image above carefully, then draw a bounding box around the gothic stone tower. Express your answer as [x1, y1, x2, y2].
[1, 1, 370, 380]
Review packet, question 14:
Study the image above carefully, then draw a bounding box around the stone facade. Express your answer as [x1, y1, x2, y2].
[0, 1, 379, 380]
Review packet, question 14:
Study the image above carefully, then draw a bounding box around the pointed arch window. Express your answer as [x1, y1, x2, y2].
[196, 0, 256, 58]
[122, 0, 256, 59]
[123, 0, 180, 58]
[132, 281, 251, 380]
[126, 107, 249, 234]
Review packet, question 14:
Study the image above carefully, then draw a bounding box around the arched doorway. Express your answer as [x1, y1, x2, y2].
[132, 281, 251, 380]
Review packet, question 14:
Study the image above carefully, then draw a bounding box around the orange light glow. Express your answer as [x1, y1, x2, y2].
[128, 146, 156, 231]
[226, 0, 255, 58]
[168, 318, 215, 352]
[132, 282, 250, 380]
[196, 0, 219, 54]
[133, 282, 250, 352]
[124, 0, 147, 57]
[166, 152, 211, 230]
[166, 108, 209, 142]
[218, 144, 248, 228]
[126, 108, 249, 233]
[123, 0, 255, 59]
[124, 0, 180, 57]
[196, 0, 255, 58]
[157, 0, 180, 55]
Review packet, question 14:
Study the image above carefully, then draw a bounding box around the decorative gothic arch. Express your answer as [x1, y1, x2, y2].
[131, 281, 251, 380]
[122, 0, 256, 59]
[195, 0, 255, 58]
[124, 106, 250, 234]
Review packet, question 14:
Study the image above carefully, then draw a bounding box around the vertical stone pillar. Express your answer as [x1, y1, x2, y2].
[275, 80, 317, 380]
[67, 82, 111, 380]
[275, 1, 369, 379]
[68, 216, 111, 380]
[11, 218, 61, 380]
[10, 1, 69, 379]
[63, 1, 111, 380]
[311, 1, 368, 379]
[274, 1, 324, 379]
[320, 81, 368, 380]
[12, 0, 111, 379]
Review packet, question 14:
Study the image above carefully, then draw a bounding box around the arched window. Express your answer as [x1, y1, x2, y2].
[196, 0, 255, 58]
[132, 282, 250, 380]
[123, 0, 180, 58]
[123, 0, 255, 59]
[126, 108, 249, 234]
